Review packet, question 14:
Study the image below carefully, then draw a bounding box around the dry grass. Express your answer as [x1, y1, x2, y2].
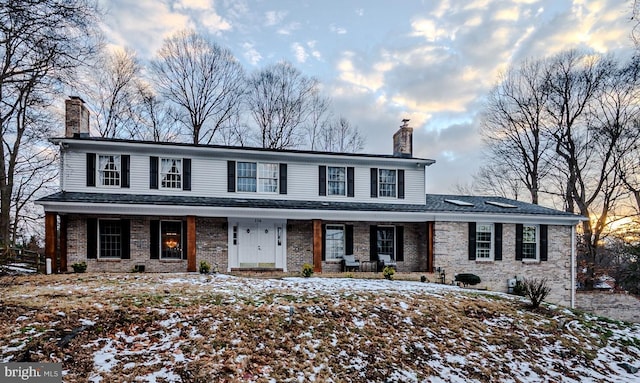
[1, 273, 639, 382]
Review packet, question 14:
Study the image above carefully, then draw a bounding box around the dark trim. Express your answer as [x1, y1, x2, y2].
[468, 222, 476, 260]
[319, 166, 326, 196]
[182, 220, 188, 260]
[150, 157, 158, 189]
[370, 225, 378, 261]
[398, 169, 405, 199]
[494, 223, 502, 261]
[395, 225, 404, 261]
[370, 168, 378, 198]
[87, 218, 97, 259]
[86, 153, 96, 187]
[150, 220, 159, 259]
[121, 155, 130, 188]
[515, 224, 523, 261]
[540, 224, 548, 261]
[121, 220, 131, 259]
[321, 224, 326, 261]
[227, 161, 236, 192]
[182, 158, 191, 191]
[279, 163, 287, 195]
[347, 167, 355, 197]
[345, 224, 354, 255]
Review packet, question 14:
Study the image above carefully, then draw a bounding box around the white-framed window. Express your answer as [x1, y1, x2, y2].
[160, 158, 182, 189]
[325, 225, 345, 260]
[328, 166, 346, 196]
[378, 169, 397, 197]
[522, 224, 538, 260]
[161, 220, 182, 259]
[476, 223, 493, 260]
[98, 155, 120, 187]
[237, 162, 278, 193]
[377, 226, 395, 257]
[99, 219, 122, 259]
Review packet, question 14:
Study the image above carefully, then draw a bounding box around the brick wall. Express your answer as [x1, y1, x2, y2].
[433, 221, 573, 307]
[576, 291, 640, 323]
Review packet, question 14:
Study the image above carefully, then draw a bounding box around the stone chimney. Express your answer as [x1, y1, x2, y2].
[65, 96, 90, 138]
[393, 119, 413, 157]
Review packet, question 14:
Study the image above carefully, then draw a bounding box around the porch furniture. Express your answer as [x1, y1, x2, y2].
[342, 254, 360, 272]
[360, 260, 378, 272]
[378, 254, 397, 271]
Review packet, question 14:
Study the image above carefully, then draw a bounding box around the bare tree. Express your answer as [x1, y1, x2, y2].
[133, 81, 182, 142]
[480, 59, 553, 204]
[247, 61, 320, 149]
[0, 0, 100, 248]
[151, 30, 246, 145]
[315, 117, 365, 153]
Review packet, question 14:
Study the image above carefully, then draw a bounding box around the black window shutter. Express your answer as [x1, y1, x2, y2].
[86, 153, 96, 187]
[494, 223, 503, 261]
[227, 161, 236, 192]
[345, 225, 354, 255]
[121, 220, 130, 259]
[319, 166, 326, 196]
[468, 222, 476, 260]
[321, 224, 326, 261]
[279, 164, 287, 194]
[87, 218, 97, 259]
[370, 168, 378, 198]
[347, 167, 355, 197]
[540, 225, 548, 261]
[150, 220, 159, 259]
[370, 225, 378, 261]
[515, 224, 523, 261]
[395, 226, 404, 261]
[183, 158, 191, 191]
[150, 157, 158, 189]
[121, 155, 130, 188]
[182, 221, 188, 260]
[398, 169, 405, 199]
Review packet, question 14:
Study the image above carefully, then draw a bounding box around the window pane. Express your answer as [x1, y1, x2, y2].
[237, 162, 257, 192]
[258, 163, 278, 193]
[328, 167, 346, 196]
[99, 220, 121, 258]
[99, 155, 120, 186]
[161, 221, 182, 259]
[476, 223, 492, 259]
[377, 227, 395, 257]
[325, 225, 345, 259]
[161, 158, 182, 189]
[378, 169, 396, 197]
[522, 225, 537, 259]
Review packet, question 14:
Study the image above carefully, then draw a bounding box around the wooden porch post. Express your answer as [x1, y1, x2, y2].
[59, 215, 68, 273]
[45, 212, 58, 274]
[427, 221, 434, 272]
[312, 219, 322, 273]
[187, 216, 196, 272]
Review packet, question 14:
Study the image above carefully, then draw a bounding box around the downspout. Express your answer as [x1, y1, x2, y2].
[571, 225, 576, 309]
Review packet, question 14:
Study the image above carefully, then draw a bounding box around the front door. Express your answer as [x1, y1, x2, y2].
[238, 220, 277, 268]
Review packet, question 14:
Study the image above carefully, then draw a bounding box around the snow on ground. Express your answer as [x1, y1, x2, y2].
[1, 273, 639, 382]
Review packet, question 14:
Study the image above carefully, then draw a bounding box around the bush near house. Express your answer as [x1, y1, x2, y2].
[455, 273, 481, 287]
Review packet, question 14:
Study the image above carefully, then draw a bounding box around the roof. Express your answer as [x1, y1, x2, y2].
[51, 136, 436, 164]
[37, 192, 585, 224]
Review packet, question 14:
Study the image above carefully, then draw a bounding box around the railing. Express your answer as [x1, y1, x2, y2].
[1, 247, 45, 273]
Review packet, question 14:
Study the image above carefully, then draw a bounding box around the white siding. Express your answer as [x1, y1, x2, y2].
[61, 143, 427, 205]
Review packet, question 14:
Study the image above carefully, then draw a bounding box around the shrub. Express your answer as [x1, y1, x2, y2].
[301, 263, 314, 278]
[523, 278, 551, 309]
[512, 280, 526, 296]
[420, 275, 427, 283]
[199, 260, 211, 274]
[455, 273, 481, 286]
[383, 266, 395, 280]
[71, 261, 87, 273]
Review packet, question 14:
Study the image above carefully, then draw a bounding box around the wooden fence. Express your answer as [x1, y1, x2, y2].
[1, 247, 45, 273]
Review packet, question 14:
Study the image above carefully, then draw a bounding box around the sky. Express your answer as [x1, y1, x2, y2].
[98, 0, 636, 194]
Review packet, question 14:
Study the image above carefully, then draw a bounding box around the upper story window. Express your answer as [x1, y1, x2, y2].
[98, 155, 120, 186]
[522, 224, 538, 260]
[476, 223, 493, 260]
[161, 158, 182, 189]
[237, 162, 278, 193]
[378, 169, 397, 197]
[328, 167, 346, 196]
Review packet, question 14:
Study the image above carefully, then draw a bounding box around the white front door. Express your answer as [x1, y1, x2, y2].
[231, 218, 285, 269]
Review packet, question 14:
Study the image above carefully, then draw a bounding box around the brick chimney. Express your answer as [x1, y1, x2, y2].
[393, 119, 413, 158]
[65, 96, 90, 138]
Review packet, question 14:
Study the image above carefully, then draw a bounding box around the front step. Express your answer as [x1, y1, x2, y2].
[230, 267, 284, 277]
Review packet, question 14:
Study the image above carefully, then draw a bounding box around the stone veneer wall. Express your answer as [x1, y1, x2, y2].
[286, 221, 428, 273]
[65, 215, 228, 273]
[576, 292, 640, 323]
[433, 221, 573, 307]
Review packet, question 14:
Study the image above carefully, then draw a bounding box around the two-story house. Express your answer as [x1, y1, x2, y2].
[37, 97, 584, 307]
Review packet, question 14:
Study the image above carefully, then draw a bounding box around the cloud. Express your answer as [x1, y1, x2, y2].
[264, 10, 287, 26]
[277, 22, 301, 35]
[330, 24, 347, 34]
[241, 42, 262, 65]
[291, 42, 308, 63]
[174, 0, 211, 10]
